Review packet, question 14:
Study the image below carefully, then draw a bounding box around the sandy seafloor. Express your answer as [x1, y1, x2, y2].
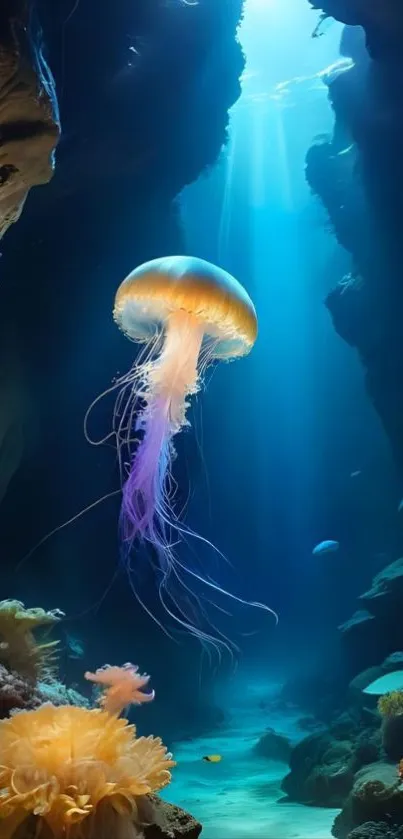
[163, 682, 339, 839]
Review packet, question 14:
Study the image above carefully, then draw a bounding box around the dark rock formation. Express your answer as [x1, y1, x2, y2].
[282, 731, 356, 807]
[13, 797, 202, 839]
[310, 1, 403, 60]
[306, 2, 403, 476]
[143, 797, 202, 839]
[360, 560, 403, 619]
[253, 727, 291, 762]
[282, 712, 381, 808]
[340, 563, 403, 676]
[332, 762, 403, 839]
[0, 0, 59, 238]
[347, 824, 403, 839]
[382, 715, 403, 763]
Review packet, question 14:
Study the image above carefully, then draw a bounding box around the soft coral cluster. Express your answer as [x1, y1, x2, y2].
[0, 704, 174, 839]
[85, 663, 155, 715]
[0, 601, 177, 838]
[0, 599, 63, 681]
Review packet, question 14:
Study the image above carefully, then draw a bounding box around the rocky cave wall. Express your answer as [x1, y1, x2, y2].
[307, 0, 403, 476]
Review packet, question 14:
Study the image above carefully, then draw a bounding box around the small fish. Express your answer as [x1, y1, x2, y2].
[337, 144, 355, 157]
[65, 633, 84, 660]
[398, 499, 403, 513]
[202, 755, 222, 763]
[350, 470, 361, 478]
[312, 540, 339, 556]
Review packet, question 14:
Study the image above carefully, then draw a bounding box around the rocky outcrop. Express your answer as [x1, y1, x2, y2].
[347, 824, 403, 839]
[340, 563, 403, 675]
[0, 0, 59, 238]
[143, 797, 202, 839]
[332, 762, 403, 839]
[306, 2, 403, 475]
[282, 720, 381, 807]
[310, 1, 403, 59]
[282, 732, 355, 806]
[253, 728, 291, 761]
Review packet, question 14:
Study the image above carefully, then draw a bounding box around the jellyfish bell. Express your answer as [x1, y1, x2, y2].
[113, 256, 257, 545]
[92, 255, 277, 651]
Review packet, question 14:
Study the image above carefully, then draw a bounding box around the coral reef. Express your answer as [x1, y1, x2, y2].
[0, 599, 201, 838]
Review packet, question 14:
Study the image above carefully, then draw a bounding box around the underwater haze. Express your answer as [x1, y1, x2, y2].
[0, 0, 402, 838]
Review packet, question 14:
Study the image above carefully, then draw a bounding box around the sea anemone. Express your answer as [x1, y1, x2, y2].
[84, 663, 154, 716]
[0, 600, 63, 682]
[0, 704, 174, 838]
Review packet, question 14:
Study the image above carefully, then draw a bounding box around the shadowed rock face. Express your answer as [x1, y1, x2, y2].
[0, 0, 60, 238]
[310, 0, 403, 59]
[306, 3, 403, 475]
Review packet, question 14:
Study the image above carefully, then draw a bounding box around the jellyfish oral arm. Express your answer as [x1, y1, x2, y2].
[148, 309, 204, 430]
[121, 310, 204, 550]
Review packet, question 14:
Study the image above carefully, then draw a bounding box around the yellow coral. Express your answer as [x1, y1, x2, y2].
[0, 704, 175, 838]
[0, 600, 62, 681]
[378, 690, 403, 716]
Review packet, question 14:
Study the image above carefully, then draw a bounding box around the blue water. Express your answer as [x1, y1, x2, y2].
[0, 1, 401, 838]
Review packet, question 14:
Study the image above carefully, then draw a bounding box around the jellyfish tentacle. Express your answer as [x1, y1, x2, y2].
[120, 311, 204, 551]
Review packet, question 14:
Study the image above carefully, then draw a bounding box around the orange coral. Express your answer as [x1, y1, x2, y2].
[0, 704, 174, 838]
[84, 663, 155, 716]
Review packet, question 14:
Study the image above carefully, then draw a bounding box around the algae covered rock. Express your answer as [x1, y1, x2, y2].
[332, 762, 403, 839]
[282, 732, 355, 806]
[143, 797, 202, 838]
[347, 823, 403, 839]
[283, 722, 383, 809]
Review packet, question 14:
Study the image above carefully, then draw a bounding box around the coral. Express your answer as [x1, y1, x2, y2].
[0, 600, 63, 682]
[85, 664, 155, 716]
[0, 664, 39, 716]
[0, 664, 89, 719]
[378, 692, 403, 717]
[0, 704, 175, 839]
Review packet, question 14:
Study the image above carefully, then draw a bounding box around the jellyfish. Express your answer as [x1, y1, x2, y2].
[88, 255, 277, 649]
